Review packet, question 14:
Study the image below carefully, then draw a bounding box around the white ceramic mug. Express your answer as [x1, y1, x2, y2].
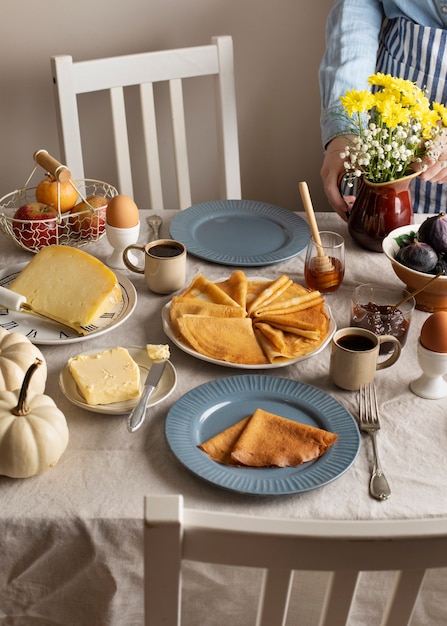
[329, 327, 401, 391]
[123, 238, 186, 294]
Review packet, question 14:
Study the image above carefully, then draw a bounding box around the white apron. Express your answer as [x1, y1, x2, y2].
[377, 17, 447, 213]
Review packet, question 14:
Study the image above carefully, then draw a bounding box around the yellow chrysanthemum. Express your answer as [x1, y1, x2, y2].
[340, 90, 375, 116]
[433, 102, 447, 126]
[378, 100, 410, 128]
[368, 73, 394, 89]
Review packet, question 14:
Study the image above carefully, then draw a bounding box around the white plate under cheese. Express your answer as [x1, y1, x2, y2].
[0, 263, 136, 345]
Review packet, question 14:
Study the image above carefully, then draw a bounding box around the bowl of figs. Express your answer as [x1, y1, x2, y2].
[382, 213, 447, 312]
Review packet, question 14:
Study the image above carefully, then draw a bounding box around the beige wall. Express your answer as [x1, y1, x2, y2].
[0, 0, 333, 213]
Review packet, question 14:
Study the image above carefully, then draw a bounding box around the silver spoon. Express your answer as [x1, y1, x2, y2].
[147, 214, 163, 241]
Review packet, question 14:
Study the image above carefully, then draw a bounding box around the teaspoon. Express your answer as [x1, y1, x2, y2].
[147, 214, 163, 241]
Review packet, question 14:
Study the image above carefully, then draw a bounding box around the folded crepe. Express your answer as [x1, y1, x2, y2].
[169, 296, 246, 337]
[231, 409, 338, 467]
[251, 281, 323, 318]
[180, 274, 241, 306]
[215, 270, 248, 308]
[253, 323, 321, 362]
[177, 316, 269, 364]
[198, 408, 338, 468]
[255, 304, 330, 336]
[198, 416, 251, 464]
[246, 274, 293, 316]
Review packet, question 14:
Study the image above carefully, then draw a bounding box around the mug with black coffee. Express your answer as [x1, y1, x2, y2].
[123, 239, 186, 294]
[329, 327, 401, 391]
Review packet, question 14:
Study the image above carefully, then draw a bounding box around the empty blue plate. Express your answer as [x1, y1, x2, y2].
[169, 199, 310, 266]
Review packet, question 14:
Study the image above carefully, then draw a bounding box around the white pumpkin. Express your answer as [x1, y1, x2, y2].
[0, 359, 69, 478]
[0, 327, 47, 394]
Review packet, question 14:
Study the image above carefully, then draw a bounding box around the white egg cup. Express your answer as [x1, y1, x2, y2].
[106, 222, 140, 269]
[410, 339, 447, 399]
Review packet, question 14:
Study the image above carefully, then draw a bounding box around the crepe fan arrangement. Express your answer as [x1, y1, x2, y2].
[169, 270, 331, 365]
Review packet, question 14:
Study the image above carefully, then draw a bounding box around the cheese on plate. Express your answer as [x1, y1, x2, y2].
[9, 245, 122, 330]
[68, 346, 141, 405]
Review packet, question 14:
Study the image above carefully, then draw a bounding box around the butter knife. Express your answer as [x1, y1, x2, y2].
[127, 360, 166, 432]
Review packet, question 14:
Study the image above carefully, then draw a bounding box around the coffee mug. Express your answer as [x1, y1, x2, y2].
[122, 239, 186, 294]
[329, 327, 401, 391]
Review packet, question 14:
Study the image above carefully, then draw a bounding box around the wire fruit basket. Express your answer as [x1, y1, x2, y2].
[0, 149, 118, 253]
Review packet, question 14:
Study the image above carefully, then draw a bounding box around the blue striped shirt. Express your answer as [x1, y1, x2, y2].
[320, 1, 447, 212]
[320, 0, 447, 147]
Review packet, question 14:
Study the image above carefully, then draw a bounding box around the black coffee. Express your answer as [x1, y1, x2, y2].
[150, 244, 183, 258]
[337, 334, 375, 351]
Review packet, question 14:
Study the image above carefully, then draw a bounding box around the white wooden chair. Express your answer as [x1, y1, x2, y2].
[144, 494, 447, 626]
[50, 36, 241, 210]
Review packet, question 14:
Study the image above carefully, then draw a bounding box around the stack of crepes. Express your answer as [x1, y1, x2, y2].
[199, 408, 338, 467]
[169, 270, 330, 364]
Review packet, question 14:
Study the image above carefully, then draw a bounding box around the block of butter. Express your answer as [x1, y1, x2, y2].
[9, 245, 122, 330]
[146, 343, 170, 361]
[68, 346, 141, 405]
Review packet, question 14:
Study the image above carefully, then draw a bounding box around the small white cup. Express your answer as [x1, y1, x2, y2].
[123, 238, 186, 294]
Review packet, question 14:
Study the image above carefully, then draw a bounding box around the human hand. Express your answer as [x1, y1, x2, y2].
[412, 135, 447, 183]
[320, 135, 357, 221]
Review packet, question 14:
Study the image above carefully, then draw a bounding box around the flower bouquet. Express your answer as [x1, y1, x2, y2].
[338, 73, 447, 252]
[339, 72, 447, 183]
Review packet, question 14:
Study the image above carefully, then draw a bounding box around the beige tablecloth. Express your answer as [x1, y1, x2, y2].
[0, 211, 446, 625]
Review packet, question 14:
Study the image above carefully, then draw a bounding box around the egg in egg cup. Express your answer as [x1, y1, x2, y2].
[105, 195, 140, 269]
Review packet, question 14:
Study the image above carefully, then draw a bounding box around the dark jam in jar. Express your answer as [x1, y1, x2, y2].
[351, 301, 410, 354]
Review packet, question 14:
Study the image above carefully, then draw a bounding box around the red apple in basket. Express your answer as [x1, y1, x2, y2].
[35, 174, 79, 213]
[12, 202, 60, 249]
[69, 195, 108, 237]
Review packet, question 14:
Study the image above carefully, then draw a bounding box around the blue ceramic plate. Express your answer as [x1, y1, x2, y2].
[165, 375, 360, 495]
[169, 199, 310, 266]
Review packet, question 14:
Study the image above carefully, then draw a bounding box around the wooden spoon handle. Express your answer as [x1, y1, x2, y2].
[299, 181, 323, 250]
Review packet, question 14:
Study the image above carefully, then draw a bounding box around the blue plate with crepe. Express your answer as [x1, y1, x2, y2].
[165, 375, 360, 495]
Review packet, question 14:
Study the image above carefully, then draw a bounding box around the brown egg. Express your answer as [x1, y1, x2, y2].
[106, 195, 139, 228]
[420, 311, 447, 352]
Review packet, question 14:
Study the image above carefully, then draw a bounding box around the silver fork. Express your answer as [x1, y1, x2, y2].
[147, 214, 163, 241]
[358, 383, 391, 501]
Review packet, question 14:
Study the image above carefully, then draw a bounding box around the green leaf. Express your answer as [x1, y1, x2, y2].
[394, 231, 417, 248]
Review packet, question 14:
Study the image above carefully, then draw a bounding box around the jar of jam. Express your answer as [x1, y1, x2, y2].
[350, 283, 415, 354]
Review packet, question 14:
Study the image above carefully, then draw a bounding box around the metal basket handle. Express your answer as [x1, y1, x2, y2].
[33, 149, 72, 183]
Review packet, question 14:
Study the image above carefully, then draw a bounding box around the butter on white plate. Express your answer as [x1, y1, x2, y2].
[68, 346, 140, 405]
[146, 343, 170, 361]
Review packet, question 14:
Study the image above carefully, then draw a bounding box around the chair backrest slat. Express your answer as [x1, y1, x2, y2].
[140, 82, 163, 212]
[169, 78, 192, 210]
[144, 494, 447, 626]
[257, 568, 293, 626]
[109, 86, 133, 198]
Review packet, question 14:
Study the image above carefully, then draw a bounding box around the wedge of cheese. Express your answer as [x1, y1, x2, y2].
[68, 347, 140, 405]
[9, 245, 122, 330]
